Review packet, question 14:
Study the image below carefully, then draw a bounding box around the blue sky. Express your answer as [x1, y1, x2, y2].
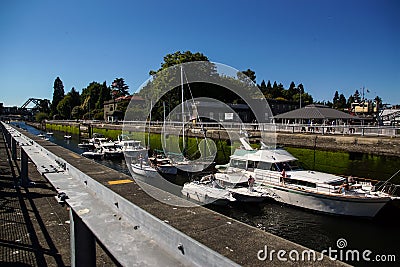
[1, 0, 399, 107]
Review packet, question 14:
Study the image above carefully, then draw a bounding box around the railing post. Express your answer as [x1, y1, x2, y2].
[70, 209, 96, 267]
[20, 148, 29, 186]
[11, 137, 17, 160]
[5, 130, 11, 148]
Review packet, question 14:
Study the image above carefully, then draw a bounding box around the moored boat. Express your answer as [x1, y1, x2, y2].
[82, 148, 104, 159]
[182, 180, 235, 205]
[215, 138, 395, 217]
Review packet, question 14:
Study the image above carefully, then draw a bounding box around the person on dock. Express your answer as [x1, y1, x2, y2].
[248, 175, 255, 192]
[138, 154, 144, 169]
[281, 168, 287, 184]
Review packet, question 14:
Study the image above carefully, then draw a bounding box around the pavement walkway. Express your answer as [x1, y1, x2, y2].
[0, 127, 115, 267]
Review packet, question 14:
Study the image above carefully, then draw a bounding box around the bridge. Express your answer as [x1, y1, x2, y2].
[0, 98, 49, 118]
[0, 122, 343, 266]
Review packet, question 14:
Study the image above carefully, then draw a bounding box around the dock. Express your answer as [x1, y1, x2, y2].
[0, 122, 347, 266]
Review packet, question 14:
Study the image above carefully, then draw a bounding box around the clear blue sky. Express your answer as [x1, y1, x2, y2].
[1, 0, 399, 107]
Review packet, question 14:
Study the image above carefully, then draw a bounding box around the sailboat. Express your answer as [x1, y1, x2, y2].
[167, 66, 215, 173]
[130, 100, 177, 177]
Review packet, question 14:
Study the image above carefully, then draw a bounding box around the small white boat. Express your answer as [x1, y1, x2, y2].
[149, 157, 177, 175]
[100, 142, 123, 158]
[46, 132, 54, 136]
[130, 162, 160, 179]
[64, 135, 72, 140]
[37, 133, 45, 137]
[82, 149, 104, 159]
[116, 136, 147, 158]
[78, 139, 96, 149]
[228, 187, 271, 203]
[182, 181, 236, 205]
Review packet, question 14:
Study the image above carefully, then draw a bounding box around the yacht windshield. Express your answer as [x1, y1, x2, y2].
[230, 159, 247, 170]
[276, 161, 303, 171]
[288, 161, 303, 170]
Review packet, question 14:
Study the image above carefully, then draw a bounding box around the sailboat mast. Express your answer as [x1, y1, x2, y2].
[181, 65, 185, 153]
[148, 100, 152, 149]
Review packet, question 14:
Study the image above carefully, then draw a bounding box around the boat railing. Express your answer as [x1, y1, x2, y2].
[374, 182, 400, 196]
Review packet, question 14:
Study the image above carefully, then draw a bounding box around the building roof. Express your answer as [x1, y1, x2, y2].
[273, 104, 358, 120]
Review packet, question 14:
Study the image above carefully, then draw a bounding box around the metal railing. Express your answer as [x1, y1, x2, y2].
[47, 119, 400, 137]
[1, 122, 238, 267]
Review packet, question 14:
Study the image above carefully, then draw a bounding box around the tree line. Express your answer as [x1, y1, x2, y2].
[35, 77, 130, 122]
[37, 50, 382, 122]
[315, 89, 382, 111]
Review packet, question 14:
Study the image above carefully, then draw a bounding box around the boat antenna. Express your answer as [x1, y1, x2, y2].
[377, 169, 400, 192]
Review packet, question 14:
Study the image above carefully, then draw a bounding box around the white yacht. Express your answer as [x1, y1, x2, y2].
[215, 138, 395, 217]
[116, 134, 147, 158]
[98, 141, 123, 158]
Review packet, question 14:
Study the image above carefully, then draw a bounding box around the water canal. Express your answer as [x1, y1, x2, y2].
[15, 122, 400, 266]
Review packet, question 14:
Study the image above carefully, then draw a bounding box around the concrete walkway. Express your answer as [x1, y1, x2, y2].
[0, 127, 115, 267]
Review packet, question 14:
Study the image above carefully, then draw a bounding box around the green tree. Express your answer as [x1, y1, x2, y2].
[38, 99, 51, 113]
[56, 95, 72, 119]
[284, 81, 297, 101]
[333, 91, 340, 108]
[338, 94, 347, 109]
[139, 50, 228, 120]
[259, 80, 267, 94]
[347, 95, 355, 108]
[150, 51, 210, 75]
[263, 80, 273, 98]
[67, 87, 81, 108]
[241, 69, 256, 83]
[111, 78, 129, 98]
[270, 81, 284, 99]
[50, 77, 65, 116]
[81, 82, 103, 118]
[35, 112, 49, 122]
[71, 106, 83, 119]
[96, 81, 111, 109]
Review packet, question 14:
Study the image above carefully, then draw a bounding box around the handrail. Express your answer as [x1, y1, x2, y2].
[1, 122, 239, 267]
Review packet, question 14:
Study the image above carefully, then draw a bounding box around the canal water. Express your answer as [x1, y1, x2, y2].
[15, 122, 400, 266]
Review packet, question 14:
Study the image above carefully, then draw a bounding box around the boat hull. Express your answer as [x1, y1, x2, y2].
[265, 184, 390, 217]
[156, 166, 177, 175]
[229, 187, 271, 203]
[82, 152, 103, 159]
[182, 182, 234, 205]
[130, 163, 160, 179]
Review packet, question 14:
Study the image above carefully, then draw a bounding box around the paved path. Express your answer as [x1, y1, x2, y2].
[0, 127, 115, 267]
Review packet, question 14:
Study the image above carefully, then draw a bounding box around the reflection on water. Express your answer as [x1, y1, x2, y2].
[14, 122, 400, 265]
[286, 147, 400, 183]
